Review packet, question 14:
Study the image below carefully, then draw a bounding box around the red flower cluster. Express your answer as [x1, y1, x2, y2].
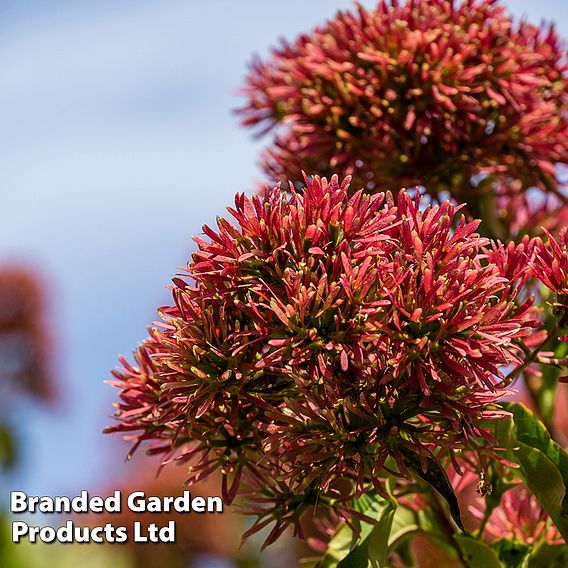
[239, 0, 568, 206]
[107, 175, 539, 543]
[495, 190, 568, 238]
[532, 228, 568, 296]
[531, 228, 568, 327]
[0, 266, 53, 402]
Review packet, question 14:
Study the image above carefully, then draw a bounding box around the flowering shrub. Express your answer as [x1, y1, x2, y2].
[107, 0, 568, 563]
[107, 174, 562, 550]
[239, 0, 568, 229]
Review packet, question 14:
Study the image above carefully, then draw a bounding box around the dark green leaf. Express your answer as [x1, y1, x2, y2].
[528, 543, 568, 568]
[366, 501, 396, 568]
[337, 498, 397, 568]
[387, 505, 462, 564]
[317, 493, 394, 568]
[390, 537, 416, 567]
[318, 522, 363, 568]
[399, 446, 464, 531]
[491, 538, 530, 568]
[337, 541, 371, 568]
[454, 535, 502, 568]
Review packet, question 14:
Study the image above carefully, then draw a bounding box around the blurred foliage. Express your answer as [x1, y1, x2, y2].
[0, 420, 16, 470]
[0, 514, 129, 568]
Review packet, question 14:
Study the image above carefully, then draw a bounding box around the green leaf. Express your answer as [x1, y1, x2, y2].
[491, 538, 530, 568]
[499, 402, 568, 541]
[388, 506, 420, 549]
[527, 543, 568, 568]
[364, 501, 396, 568]
[532, 320, 568, 427]
[336, 541, 371, 568]
[454, 535, 502, 568]
[537, 365, 560, 427]
[317, 494, 396, 568]
[318, 522, 362, 568]
[337, 497, 397, 568]
[399, 445, 464, 530]
[390, 536, 416, 567]
[387, 504, 467, 565]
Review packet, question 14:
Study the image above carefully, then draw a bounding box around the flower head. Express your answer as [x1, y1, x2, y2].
[108, 175, 538, 544]
[239, 0, 568, 205]
[531, 228, 568, 296]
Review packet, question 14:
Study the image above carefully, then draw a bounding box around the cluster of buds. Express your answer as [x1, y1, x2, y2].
[239, 0, 568, 231]
[108, 175, 545, 544]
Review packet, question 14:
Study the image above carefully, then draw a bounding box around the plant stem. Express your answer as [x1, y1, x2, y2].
[475, 504, 492, 539]
[508, 322, 560, 384]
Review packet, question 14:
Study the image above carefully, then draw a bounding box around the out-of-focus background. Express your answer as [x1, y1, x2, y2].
[0, 1, 566, 566]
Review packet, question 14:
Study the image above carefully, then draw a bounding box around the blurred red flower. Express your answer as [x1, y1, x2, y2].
[0, 265, 53, 402]
[531, 228, 568, 296]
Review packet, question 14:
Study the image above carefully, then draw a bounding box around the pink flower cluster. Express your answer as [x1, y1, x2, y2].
[107, 175, 541, 542]
[478, 484, 564, 546]
[403, 459, 564, 549]
[239, 0, 568, 207]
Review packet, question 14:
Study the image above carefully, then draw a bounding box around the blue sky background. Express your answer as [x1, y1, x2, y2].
[0, 0, 566, 498]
